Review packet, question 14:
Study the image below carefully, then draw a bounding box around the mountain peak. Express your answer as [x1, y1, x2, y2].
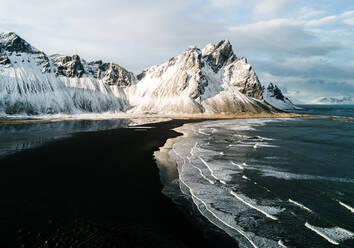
[202, 40, 233, 56]
[262, 82, 299, 110]
[0, 32, 38, 54]
[202, 40, 236, 72]
[266, 83, 285, 101]
[314, 96, 354, 104]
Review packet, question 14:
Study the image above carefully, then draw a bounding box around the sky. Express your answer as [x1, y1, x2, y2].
[1, 0, 354, 102]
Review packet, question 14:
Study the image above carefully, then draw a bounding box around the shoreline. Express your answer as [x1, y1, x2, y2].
[0, 113, 340, 247]
[154, 122, 241, 247]
[156, 116, 354, 248]
[0, 118, 221, 248]
[0, 112, 322, 125]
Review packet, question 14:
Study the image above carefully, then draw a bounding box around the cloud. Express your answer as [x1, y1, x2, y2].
[209, 0, 242, 8]
[254, 57, 354, 80]
[0, 0, 214, 69]
[253, 0, 292, 16]
[0, 0, 353, 101]
[343, 17, 354, 26]
[259, 71, 354, 102]
[298, 7, 325, 20]
[226, 19, 339, 56]
[209, 0, 293, 16]
[306, 15, 338, 26]
[305, 10, 354, 27]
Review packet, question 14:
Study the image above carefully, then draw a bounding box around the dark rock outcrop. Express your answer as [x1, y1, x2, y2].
[266, 83, 285, 101]
[227, 57, 264, 100]
[201, 41, 263, 100]
[87, 61, 134, 87]
[36, 52, 51, 73]
[202, 40, 237, 73]
[0, 55, 11, 65]
[102, 63, 133, 87]
[0, 32, 38, 54]
[54, 55, 85, 78]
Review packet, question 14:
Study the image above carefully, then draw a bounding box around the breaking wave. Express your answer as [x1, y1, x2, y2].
[305, 223, 354, 245]
[156, 118, 354, 247]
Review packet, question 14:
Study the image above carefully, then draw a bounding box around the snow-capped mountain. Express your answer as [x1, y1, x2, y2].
[312, 96, 354, 104]
[0, 32, 132, 115]
[263, 83, 300, 110]
[0, 32, 296, 115]
[126, 41, 274, 114]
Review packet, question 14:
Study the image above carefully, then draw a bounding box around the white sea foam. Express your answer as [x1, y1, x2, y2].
[305, 223, 354, 245]
[288, 199, 313, 213]
[189, 161, 215, 185]
[198, 128, 209, 136]
[230, 190, 279, 220]
[338, 200, 354, 214]
[187, 185, 259, 248]
[200, 157, 219, 181]
[229, 144, 254, 147]
[229, 142, 278, 148]
[265, 156, 280, 160]
[259, 168, 354, 183]
[160, 119, 323, 247]
[231, 161, 244, 170]
[179, 176, 283, 248]
[278, 240, 287, 247]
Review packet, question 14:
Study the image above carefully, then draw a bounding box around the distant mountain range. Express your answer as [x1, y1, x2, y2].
[0, 32, 298, 115]
[312, 96, 354, 104]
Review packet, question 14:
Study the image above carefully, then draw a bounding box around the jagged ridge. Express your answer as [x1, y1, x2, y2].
[126, 40, 273, 114]
[0, 32, 132, 115]
[263, 83, 298, 110]
[0, 32, 296, 115]
[313, 96, 354, 104]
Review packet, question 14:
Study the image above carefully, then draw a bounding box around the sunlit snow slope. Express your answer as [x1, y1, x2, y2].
[0, 32, 131, 115]
[0, 32, 296, 115]
[126, 41, 277, 114]
[263, 83, 299, 111]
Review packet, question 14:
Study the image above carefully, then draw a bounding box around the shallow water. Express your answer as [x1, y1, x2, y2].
[166, 105, 354, 247]
[0, 119, 130, 158]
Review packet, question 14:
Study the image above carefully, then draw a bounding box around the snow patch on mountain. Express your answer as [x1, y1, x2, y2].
[126, 41, 273, 114]
[263, 83, 300, 110]
[0, 32, 295, 115]
[0, 32, 131, 115]
[312, 96, 354, 104]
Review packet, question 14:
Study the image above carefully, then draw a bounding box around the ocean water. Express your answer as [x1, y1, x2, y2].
[167, 105, 354, 247]
[0, 119, 130, 158]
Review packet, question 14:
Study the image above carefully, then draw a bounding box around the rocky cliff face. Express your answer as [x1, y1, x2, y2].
[0, 55, 10, 65]
[0, 32, 39, 54]
[54, 55, 85, 77]
[0, 32, 130, 115]
[0, 32, 294, 115]
[126, 40, 270, 114]
[263, 83, 298, 110]
[202, 41, 263, 100]
[0, 32, 134, 87]
[87, 60, 134, 87]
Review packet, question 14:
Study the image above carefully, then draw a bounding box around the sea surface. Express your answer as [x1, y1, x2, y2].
[0, 105, 353, 247]
[0, 119, 130, 158]
[166, 105, 354, 247]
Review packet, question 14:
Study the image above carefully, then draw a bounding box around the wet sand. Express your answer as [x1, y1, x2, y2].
[0, 119, 238, 248]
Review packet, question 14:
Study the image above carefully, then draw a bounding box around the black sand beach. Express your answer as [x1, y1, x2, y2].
[0, 119, 237, 248]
